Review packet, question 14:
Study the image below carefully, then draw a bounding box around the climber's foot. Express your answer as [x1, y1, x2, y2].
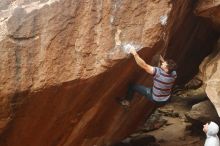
[118, 99, 131, 110]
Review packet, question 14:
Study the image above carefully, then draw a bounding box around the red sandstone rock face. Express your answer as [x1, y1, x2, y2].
[0, 0, 218, 145]
[0, 0, 171, 145]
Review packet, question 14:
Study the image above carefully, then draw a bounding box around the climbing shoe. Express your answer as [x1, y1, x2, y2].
[120, 99, 130, 108]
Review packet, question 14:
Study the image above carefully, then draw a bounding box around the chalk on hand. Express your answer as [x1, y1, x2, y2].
[122, 43, 142, 54]
[160, 15, 168, 26]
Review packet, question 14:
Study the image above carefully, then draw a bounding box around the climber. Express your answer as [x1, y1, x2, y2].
[120, 47, 177, 107]
[203, 121, 220, 146]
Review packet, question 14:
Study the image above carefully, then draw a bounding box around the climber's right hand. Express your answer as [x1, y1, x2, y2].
[130, 47, 137, 56]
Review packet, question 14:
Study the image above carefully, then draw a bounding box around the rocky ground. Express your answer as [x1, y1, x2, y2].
[114, 102, 204, 146]
[113, 83, 220, 146]
[145, 102, 204, 146]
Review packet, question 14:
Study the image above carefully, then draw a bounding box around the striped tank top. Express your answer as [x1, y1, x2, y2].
[152, 67, 177, 102]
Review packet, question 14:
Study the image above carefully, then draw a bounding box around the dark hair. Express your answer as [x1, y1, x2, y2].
[166, 59, 177, 74]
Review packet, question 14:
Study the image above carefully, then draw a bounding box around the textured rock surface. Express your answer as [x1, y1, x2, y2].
[164, 0, 219, 84]
[194, 0, 220, 116]
[198, 39, 220, 116]
[0, 0, 169, 96]
[186, 100, 219, 123]
[195, 0, 220, 31]
[0, 0, 219, 145]
[0, 0, 170, 145]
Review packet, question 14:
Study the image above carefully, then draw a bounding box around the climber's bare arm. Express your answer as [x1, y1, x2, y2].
[130, 48, 154, 75]
[160, 55, 165, 62]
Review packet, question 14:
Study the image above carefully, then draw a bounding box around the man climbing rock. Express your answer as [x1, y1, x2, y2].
[120, 47, 177, 107]
[203, 121, 220, 146]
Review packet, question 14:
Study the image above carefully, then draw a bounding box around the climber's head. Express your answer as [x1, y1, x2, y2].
[161, 59, 177, 74]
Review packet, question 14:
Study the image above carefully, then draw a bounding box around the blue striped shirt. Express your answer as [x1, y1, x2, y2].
[152, 67, 177, 102]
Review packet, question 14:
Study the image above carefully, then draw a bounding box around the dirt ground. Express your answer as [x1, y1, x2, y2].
[146, 102, 205, 146]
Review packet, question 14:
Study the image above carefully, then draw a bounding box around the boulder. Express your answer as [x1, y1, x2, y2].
[198, 39, 220, 116]
[186, 100, 219, 123]
[195, 0, 220, 31]
[0, 0, 171, 145]
[0, 0, 219, 145]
